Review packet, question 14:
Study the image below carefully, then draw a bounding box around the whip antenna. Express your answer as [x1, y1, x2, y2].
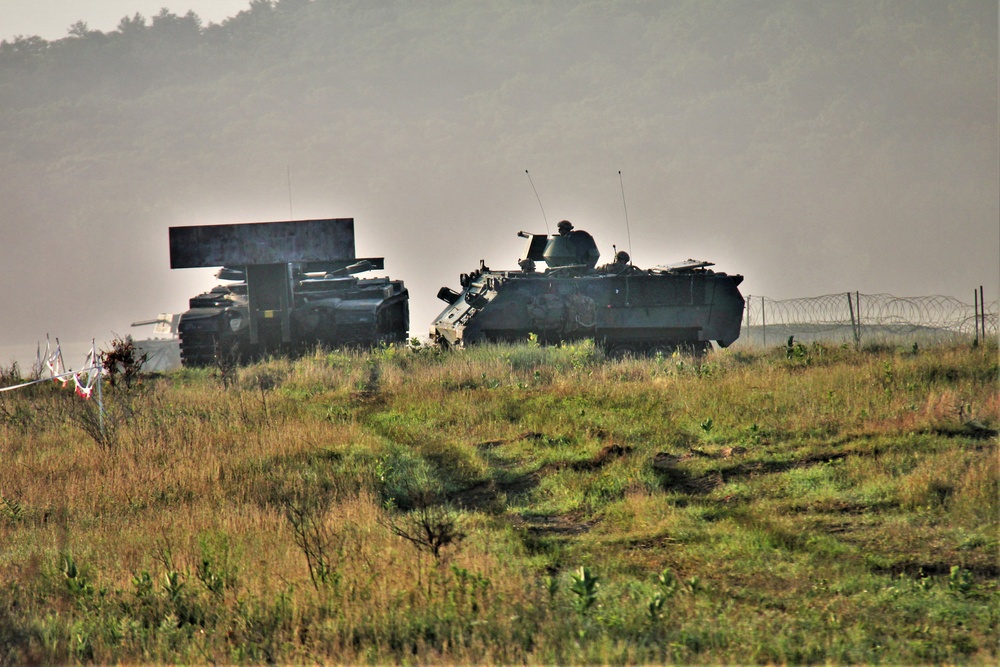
[525, 170, 550, 235]
[287, 165, 294, 219]
[618, 170, 633, 261]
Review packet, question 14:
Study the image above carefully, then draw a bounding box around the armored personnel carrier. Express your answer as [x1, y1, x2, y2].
[170, 218, 408, 366]
[429, 221, 744, 355]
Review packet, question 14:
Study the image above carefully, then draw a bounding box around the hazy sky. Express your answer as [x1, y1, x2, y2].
[1, 1, 249, 40]
[0, 1, 996, 368]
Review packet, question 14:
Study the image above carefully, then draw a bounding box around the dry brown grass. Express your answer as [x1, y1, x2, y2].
[0, 339, 996, 663]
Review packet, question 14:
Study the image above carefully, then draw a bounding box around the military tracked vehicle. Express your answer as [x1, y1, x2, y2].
[169, 218, 408, 366]
[429, 222, 744, 355]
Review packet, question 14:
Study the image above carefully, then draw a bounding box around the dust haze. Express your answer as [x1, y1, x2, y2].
[1, 0, 996, 362]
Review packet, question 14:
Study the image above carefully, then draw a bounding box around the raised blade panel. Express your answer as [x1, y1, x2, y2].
[169, 218, 356, 268]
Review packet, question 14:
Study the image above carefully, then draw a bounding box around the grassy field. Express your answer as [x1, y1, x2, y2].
[0, 338, 997, 664]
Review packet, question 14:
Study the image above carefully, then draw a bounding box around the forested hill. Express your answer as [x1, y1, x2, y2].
[0, 0, 996, 348]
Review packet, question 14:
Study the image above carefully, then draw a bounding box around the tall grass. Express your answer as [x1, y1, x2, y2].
[0, 339, 996, 663]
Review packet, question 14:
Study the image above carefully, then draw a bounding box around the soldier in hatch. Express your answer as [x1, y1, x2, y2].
[600, 250, 632, 273]
[555, 220, 600, 268]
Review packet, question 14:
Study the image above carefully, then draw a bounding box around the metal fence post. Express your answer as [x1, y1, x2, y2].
[974, 288, 980, 344]
[981, 286, 986, 341]
[857, 291, 862, 345]
[761, 296, 766, 346]
[745, 295, 752, 346]
[847, 292, 859, 347]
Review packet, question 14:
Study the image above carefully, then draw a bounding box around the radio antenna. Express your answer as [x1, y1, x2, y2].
[525, 170, 550, 235]
[618, 170, 633, 262]
[287, 165, 294, 219]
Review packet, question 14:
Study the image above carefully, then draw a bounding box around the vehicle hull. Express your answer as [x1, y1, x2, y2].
[431, 269, 744, 354]
[178, 278, 408, 366]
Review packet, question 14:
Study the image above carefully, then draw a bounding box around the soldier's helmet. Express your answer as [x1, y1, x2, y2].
[557, 220, 574, 233]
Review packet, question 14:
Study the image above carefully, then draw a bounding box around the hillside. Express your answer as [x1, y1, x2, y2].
[0, 340, 997, 663]
[1, 0, 997, 350]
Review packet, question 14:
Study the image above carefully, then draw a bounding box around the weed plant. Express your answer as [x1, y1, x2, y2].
[0, 339, 996, 663]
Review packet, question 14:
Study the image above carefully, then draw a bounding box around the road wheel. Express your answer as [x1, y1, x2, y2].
[648, 344, 675, 358]
[607, 342, 638, 359]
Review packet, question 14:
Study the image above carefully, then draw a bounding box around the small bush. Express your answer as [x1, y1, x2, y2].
[101, 335, 147, 388]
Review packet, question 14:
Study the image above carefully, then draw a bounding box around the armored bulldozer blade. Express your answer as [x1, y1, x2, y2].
[170, 218, 357, 349]
[169, 218, 356, 269]
[168, 218, 409, 366]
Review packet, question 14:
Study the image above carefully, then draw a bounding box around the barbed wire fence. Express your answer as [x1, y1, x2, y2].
[737, 291, 998, 347]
